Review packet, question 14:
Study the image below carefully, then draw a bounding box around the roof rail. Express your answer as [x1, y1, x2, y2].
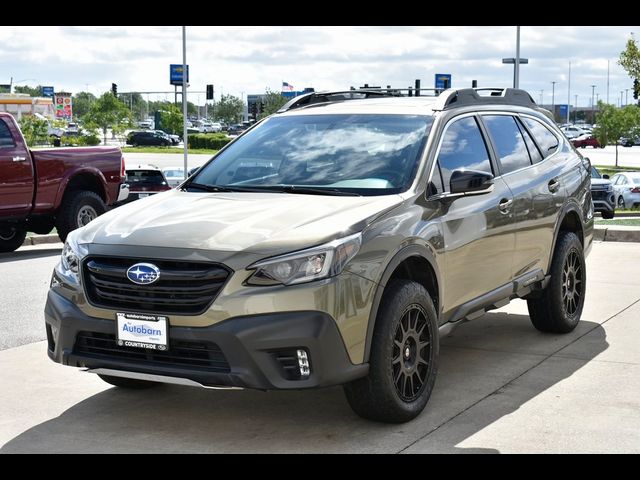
[433, 88, 537, 111]
[277, 90, 400, 113]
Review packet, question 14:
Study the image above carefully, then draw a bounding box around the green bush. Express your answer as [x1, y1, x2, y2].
[188, 133, 232, 150]
[78, 134, 101, 146]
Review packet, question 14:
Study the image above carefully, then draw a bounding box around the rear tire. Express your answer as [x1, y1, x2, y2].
[344, 280, 439, 423]
[527, 232, 585, 333]
[618, 196, 626, 209]
[98, 374, 159, 389]
[0, 226, 27, 253]
[56, 190, 106, 243]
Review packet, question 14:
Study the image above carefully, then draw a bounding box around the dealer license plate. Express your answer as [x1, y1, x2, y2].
[116, 312, 168, 351]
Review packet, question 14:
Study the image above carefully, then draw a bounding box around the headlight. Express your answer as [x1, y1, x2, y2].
[246, 233, 362, 286]
[606, 184, 614, 192]
[61, 241, 79, 274]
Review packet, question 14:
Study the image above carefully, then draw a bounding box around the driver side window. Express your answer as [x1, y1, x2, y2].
[431, 116, 492, 194]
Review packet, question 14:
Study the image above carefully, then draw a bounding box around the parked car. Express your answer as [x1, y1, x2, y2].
[560, 125, 588, 139]
[610, 171, 640, 209]
[154, 130, 179, 145]
[126, 130, 172, 147]
[572, 134, 604, 149]
[0, 112, 128, 251]
[45, 87, 592, 423]
[161, 167, 185, 188]
[227, 123, 248, 135]
[590, 166, 615, 219]
[620, 133, 640, 147]
[187, 166, 201, 177]
[118, 165, 171, 204]
[138, 119, 153, 130]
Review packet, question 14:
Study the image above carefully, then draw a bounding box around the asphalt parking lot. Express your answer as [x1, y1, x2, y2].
[1, 241, 639, 453]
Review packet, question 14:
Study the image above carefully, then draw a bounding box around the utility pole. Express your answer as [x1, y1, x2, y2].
[567, 61, 571, 124]
[182, 26, 188, 179]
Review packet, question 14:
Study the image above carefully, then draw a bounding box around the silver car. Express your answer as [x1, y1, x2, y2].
[610, 172, 640, 209]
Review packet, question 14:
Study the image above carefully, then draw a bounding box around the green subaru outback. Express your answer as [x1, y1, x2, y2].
[46, 88, 593, 423]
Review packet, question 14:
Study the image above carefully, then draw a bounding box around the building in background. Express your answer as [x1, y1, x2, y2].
[0, 94, 54, 120]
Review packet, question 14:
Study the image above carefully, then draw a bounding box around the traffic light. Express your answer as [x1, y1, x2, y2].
[634, 79, 639, 100]
[111, 83, 118, 97]
[206, 84, 214, 100]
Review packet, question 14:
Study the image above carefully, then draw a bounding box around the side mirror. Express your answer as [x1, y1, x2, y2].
[450, 169, 494, 195]
[603, 174, 610, 180]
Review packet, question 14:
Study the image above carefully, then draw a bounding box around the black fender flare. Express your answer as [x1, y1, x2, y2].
[548, 200, 585, 273]
[362, 243, 441, 362]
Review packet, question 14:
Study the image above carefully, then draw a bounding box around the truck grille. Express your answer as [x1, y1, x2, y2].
[591, 189, 609, 201]
[74, 331, 230, 373]
[83, 257, 230, 315]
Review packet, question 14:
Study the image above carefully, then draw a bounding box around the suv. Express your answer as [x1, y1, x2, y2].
[45, 88, 593, 423]
[126, 130, 172, 147]
[117, 165, 171, 204]
[590, 166, 615, 219]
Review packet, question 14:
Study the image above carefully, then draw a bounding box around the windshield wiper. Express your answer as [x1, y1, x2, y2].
[254, 185, 362, 197]
[183, 183, 268, 193]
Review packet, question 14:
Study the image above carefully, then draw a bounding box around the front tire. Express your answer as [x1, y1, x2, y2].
[618, 196, 626, 209]
[601, 209, 615, 220]
[0, 226, 27, 253]
[344, 280, 439, 423]
[98, 374, 159, 389]
[527, 232, 585, 333]
[56, 190, 106, 243]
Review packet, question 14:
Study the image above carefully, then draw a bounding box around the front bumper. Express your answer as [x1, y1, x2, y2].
[591, 190, 615, 213]
[45, 290, 368, 390]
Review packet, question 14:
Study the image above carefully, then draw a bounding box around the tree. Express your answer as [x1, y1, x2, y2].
[83, 92, 133, 145]
[619, 36, 640, 105]
[259, 89, 288, 119]
[215, 94, 244, 125]
[14, 85, 42, 97]
[18, 115, 48, 146]
[594, 102, 640, 166]
[159, 104, 184, 136]
[72, 91, 97, 120]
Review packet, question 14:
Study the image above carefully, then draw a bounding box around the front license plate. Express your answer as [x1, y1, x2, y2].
[116, 312, 168, 350]
[138, 193, 149, 198]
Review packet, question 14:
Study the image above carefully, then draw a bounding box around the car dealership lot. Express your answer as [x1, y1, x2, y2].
[1, 241, 639, 453]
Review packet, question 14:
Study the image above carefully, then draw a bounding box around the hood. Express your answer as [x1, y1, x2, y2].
[591, 178, 612, 188]
[77, 190, 403, 255]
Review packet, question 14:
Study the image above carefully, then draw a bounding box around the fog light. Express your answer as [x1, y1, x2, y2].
[297, 349, 310, 378]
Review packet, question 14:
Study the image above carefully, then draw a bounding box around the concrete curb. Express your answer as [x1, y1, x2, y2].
[594, 226, 640, 243]
[23, 235, 61, 246]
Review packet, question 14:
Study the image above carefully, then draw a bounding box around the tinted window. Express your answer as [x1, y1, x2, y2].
[436, 116, 492, 193]
[518, 118, 543, 164]
[194, 114, 432, 196]
[484, 115, 532, 175]
[591, 167, 601, 179]
[126, 170, 166, 185]
[0, 120, 15, 148]
[521, 117, 559, 156]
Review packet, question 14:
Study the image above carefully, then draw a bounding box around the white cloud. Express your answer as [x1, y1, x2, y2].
[0, 25, 638, 107]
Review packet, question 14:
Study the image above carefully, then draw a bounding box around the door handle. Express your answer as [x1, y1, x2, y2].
[12, 156, 27, 162]
[548, 178, 560, 193]
[499, 198, 513, 213]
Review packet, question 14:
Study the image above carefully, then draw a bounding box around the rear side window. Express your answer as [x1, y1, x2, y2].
[517, 118, 543, 164]
[435, 116, 492, 194]
[521, 117, 559, 157]
[0, 119, 16, 148]
[483, 115, 532, 175]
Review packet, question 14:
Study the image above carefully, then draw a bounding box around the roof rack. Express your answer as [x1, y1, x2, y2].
[276, 87, 537, 114]
[434, 88, 537, 111]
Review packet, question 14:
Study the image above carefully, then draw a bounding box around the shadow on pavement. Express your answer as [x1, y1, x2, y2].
[0, 314, 607, 453]
[0, 248, 62, 264]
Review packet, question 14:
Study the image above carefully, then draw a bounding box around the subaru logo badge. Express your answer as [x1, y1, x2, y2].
[126, 263, 161, 285]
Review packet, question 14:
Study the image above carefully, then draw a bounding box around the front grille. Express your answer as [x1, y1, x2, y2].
[74, 331, 230, 373]
[83, 257, 230, 315]
[591, 189, 610, 201]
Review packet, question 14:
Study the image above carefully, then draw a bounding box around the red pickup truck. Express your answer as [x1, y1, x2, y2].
[0, 112, 128, 252]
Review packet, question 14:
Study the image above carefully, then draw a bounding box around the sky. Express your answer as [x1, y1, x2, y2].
[0, 26, 638, 108]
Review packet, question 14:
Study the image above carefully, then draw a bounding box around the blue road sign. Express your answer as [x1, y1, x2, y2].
[170, 64, 189, 86]
[435, 74, 452, 90]
[42, 86, 54, 98]
[558, 104, 569, 118]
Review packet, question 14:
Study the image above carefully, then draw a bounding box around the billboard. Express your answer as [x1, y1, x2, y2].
[170, 64, 189, 86]
[435, 74, 452, 90]
[558, 104, 569, 119]
[54, 93, 72, 121]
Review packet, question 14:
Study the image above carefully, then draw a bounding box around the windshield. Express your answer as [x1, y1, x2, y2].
[191, 114, 432, 196]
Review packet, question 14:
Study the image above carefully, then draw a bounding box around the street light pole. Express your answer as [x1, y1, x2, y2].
[574, 94, 578, 123]
[567, 61, 571, 124]
[515, 26, 521, 89]
[590, 84, 596, 124]
[182, 26, 188, 180]
[626, 89, 629, 106]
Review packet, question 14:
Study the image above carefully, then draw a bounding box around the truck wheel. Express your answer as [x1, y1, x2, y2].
[527, 232, 585, 333]
[56, 191, 106, 243]
[343, 280, 439, 423]
[98, 374, 159, 389]
[0, 226, 27, 253]
[601, 210, 615, 220]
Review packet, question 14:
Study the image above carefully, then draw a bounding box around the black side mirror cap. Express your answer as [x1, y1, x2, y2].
[603, 174, 610, 179]
[450, 169, 494, 195]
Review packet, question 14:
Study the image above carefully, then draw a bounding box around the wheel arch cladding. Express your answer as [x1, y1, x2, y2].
[363, 245, 440, 363]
